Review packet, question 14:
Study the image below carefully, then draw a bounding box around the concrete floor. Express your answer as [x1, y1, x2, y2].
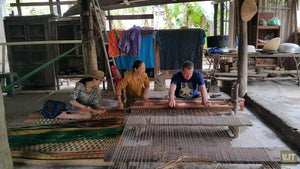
[246, 80, 300, 153]
[2, 80, 300, 168]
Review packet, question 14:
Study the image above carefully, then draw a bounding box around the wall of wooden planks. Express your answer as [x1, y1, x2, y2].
[259, 0, 298, 43]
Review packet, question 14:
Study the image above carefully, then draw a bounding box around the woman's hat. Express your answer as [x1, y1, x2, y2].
[87, 70, 106, 81]
[241, 0, 258, 22]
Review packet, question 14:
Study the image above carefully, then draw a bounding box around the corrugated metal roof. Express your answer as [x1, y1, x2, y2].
[98, 0, 210, 10]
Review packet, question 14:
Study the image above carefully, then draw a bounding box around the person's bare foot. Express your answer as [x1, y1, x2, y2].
[56, 111, 92, 119]
[56, 111, 69, 119]
[92, 109, 106, 118]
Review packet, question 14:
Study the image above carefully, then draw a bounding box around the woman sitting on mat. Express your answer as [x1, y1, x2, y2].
[116, 60, 150, 109]
[57, 70, 107, 119]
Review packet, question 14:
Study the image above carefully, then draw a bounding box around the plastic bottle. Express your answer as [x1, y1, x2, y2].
[239, 102, 244, 111]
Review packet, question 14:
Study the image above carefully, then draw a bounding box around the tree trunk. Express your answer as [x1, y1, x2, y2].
[0, 87, 13, 169]
[200, 14, 206, 30]
[164, 5, 172, 29]
[237, 0, 248, 97]
[182, 3, 188, 27]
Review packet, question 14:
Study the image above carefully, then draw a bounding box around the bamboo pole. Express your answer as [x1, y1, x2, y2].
[237, 0, 248, 97]
[0, 86, 13, 169]
[0, 40, 82, 46]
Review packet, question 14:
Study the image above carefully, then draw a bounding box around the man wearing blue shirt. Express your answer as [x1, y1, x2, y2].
[168, 61, 211, 107]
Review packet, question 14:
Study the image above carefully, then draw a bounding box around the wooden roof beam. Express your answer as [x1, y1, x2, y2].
[10, 1, 76, 7]
[106, 14, 153, 20]
[100, 0, 208, 10]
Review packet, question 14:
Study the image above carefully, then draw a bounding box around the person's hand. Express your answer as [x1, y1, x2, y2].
[84, 106, 93, 112]
[92, 108, 107, 118]
[118, 102, 124, 109]
[202, 100, 211, 107]
[99, 107, 107, 113]
[168, 96, 176, 108]
[142, 94, 148, 101]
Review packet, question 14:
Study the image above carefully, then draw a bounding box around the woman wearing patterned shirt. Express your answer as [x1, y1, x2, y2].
[57, 70, 106, 119]
[116, 60, 150, 109]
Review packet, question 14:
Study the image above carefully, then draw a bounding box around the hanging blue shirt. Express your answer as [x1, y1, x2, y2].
[171, 71, 205, 98]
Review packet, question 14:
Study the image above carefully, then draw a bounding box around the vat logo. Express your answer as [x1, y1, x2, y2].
[281, 150, 297, 164]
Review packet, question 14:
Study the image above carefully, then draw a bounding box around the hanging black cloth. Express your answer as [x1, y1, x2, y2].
[156, 29, 205, 70]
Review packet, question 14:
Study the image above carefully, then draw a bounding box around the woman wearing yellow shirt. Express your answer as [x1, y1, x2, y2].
[116, 60, 150, 109]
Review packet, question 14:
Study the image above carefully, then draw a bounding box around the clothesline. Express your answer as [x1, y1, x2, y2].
[108, 26, 206, 70]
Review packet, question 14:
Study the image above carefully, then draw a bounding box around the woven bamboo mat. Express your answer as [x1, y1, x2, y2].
[11, 136, 120, 160]
[19, 109, 124, 126]
[9, 109, 124, 161]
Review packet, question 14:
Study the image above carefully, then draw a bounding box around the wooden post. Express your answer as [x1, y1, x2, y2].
[228, 1, 235, 48]
[49, 0, 54, 15]
[292, 0, 298, 44]
[80, 0, 98, 74]
[0, 87, 13, 169]
[214, 3, 218, 35]
[2, 45, 5, 74]
[292, 56, 300, 86]
[1, 45, 5, 87]
[108, 10, 112, 31]
[220, 2, 224, 35]
[237, 0, 248, 97]
[56, 0, 62, 17]
[16, 0, 22, 16]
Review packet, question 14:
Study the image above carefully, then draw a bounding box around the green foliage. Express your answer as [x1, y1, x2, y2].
[108, 2, 215, 31]
[191, 5, 202, 27]
[163, 2, 208, 30]
[172, 4, 181, 18]
[129, 8, 135, 14]
[176, 18, 183, 27]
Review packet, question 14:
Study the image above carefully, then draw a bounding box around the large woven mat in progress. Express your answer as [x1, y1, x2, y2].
[104, 100, 285, 168]
[8, 109, 124, 160]
[11, 136, 120, 160]
[19, 109, 124, 126]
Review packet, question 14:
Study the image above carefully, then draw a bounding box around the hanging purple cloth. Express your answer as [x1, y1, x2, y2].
[115, 34, 155, 70]
[118, 25, 141, 58]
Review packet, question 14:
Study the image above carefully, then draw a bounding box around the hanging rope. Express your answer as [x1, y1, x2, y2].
[1, 36, 98, 92]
